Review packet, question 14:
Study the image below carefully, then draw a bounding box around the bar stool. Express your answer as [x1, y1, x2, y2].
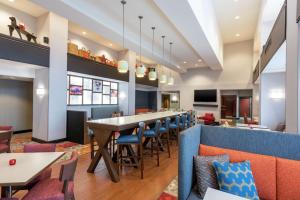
[169, 115, 180, 145]
[186, 112, 191, 128]
[144, 120, 161, 166]
[116, 122, 145, 179]
[179, 114, 187, 131]
[159, 117, 171, 158]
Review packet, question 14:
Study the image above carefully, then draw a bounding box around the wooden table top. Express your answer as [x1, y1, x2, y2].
[87, 111, 186, 131]
[0, 152, 64, 186]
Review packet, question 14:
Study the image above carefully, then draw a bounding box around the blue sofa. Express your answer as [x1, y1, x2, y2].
[179, 125, 300, 200]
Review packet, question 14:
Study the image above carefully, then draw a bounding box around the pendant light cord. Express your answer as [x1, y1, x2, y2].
[139, 16, 143, 67]
[152, 27, 155, 59]
[121, 1, 126, 49]
[162, 36, 165, 59]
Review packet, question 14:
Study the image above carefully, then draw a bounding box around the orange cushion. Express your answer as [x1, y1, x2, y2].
[277, 158, 300, 200]
[199, 144, 276, 200]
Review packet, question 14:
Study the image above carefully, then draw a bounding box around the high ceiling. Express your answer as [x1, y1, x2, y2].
[212, 0, 262, 44]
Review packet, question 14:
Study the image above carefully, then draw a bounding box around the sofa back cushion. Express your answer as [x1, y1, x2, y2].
[199, 144, 276, 200]
[277, 158, 300, 200]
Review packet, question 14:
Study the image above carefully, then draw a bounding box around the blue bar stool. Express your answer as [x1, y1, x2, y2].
[159, 117, 171, 158]
[169, 115, 180, 145]
[179, 114, 187, 131]
[186, 112, 191, 128]
[144, 120, 161, 166]
[116, 122, 145, 179]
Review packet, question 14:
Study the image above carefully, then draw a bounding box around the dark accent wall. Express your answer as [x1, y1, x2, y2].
[0, 33, 49, 67]
[67, 54, 129, 82]
[136, 76, 158, 87]
[135, 90, 157, 111]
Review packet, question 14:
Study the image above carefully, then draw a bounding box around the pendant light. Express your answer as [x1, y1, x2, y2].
[136, 16, 146, 78]
[149, 27, 157, 81]
[160, 35, 167, 83]
[118, 0, 129, 73]
[168, 42, 174, 85]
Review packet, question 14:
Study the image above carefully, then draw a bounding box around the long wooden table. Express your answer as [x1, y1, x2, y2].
[86, 111, 185, 182]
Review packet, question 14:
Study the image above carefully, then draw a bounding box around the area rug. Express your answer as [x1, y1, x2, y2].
[158, 176, 178, 200]
[11, 133, 90, 161]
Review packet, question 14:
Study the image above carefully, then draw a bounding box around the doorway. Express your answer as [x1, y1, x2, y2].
[161, 91, 180, 110]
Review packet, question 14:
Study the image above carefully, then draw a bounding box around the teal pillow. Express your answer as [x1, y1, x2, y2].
[212, 161, 259, 200]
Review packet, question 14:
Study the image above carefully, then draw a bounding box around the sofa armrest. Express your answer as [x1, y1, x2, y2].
[178, 124, 201, 200]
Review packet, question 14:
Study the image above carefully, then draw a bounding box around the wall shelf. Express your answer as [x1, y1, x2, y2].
[193, 104, 218, 108]
[0, 33, 50, 67]
[67, 54, 129, 82]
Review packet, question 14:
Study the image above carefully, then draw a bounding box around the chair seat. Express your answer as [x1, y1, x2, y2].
[0, 143, 9, 152]
[144, 129, 156, 137]
[116, 134, 139, 144]
[22, 178, 74, 200]
[169, 123, 178, 129]
[159, 127, 167, 133]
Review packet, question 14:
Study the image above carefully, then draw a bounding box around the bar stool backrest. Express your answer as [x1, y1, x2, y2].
[175, 115, 180, 126]
[137, 122, 145, 141]
[165, 117, 171, 131]
[154, 120, 161, 135]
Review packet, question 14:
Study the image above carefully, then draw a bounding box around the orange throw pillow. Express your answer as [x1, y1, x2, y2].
[199, 144, 276, 200]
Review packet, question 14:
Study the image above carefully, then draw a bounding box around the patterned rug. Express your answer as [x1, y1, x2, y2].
[158, 176, 178, 200]
[11, 133, 90, 161]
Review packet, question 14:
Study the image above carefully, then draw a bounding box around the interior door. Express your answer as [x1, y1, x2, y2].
[221, 95, 237, 118]
[162, 94, 170, 109]
[239, 97, 252, 118]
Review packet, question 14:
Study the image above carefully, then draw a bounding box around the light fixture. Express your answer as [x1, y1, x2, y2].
[198, 59, 202, 62]
[109, 43, 113, 47]
[136, 16, 145, 78]
[269, 89, 285, 99]
[235, 33, 240, 37]
[234, 0, 239, 2]
[118, 0, 129, 73]
[149, 27, 157, 81]
[36, 88, 45, 97]
[167, 42, 174, 86]
[183, 61, 187, 64]
[8, 0, 14, 2]
[82, 31, 87, 35]
[160, 35, 167, 83]
[235, 15, 240, 20]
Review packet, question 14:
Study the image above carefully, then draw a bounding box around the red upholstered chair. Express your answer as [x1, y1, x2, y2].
[198, 113, 215, 125]
[22, 151, 78, 200]
[13, 144, 56, 191]
[0, 126, 13, 153]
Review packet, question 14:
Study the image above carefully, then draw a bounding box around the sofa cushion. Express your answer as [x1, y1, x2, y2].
[277, 157, 300, 200]
[212, 160, 259, 200]
[199, 144, 276, 200]
[194, 154, 229, 198]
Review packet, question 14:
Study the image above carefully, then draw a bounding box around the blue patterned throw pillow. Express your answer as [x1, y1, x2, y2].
[212, 161, 259, 200]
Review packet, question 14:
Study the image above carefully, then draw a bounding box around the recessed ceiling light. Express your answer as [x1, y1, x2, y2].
[198, 59, 202, 62]
[234, 0, 239, 2]
[235, 33, 240, 37]
[183, 61, 187, 64]
[235, 16, 240, 20]
[8, 0, 15, 2]
[82, 31, 87, 35]
[109, 43, 113, 47]
[176, 66, 180, 69]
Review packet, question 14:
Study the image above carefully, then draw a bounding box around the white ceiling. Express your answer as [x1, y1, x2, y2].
[212, 0, 262, 44]
[0, 0, 46, 17]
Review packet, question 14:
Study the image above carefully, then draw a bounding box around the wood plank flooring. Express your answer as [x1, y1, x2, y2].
[14, 145, 179, 200]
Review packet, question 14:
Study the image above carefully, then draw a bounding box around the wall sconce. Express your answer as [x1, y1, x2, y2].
[269, 89, 285, 100]
[36, 88, 45, 97]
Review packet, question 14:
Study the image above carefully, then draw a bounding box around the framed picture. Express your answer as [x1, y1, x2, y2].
[69, 85, 83, 95]
[93, 80, 102, 92]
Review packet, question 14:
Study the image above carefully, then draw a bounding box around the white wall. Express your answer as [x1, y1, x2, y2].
[160, 40, 254, 120]
[0, 79, 33, 131]
[260, 72, 285, 130]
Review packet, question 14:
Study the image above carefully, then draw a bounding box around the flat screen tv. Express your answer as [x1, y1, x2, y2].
[194, 90, 217, 102]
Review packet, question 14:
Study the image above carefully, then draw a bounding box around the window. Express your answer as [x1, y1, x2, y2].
[67, 75, 118, 105]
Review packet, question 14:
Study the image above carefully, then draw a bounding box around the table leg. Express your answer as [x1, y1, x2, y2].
[87, 129, 120, 182]
[1, 186, 12, 198]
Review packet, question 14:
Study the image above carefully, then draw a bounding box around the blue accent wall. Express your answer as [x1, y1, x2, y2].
[135, 90, 157, 111]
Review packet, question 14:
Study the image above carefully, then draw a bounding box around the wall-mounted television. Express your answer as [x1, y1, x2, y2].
[194, 90, 217, 102]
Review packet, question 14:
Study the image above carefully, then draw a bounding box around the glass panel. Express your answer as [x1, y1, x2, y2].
[103, 95, 110, 104]
[93, 80, 102, 92]
[103, 86, 110, 94]
[111, 90, 118, 97]
[103, 81, 110, 86]
[83, 90, 92, 104]
[83, 79, 92, 90]
[93, 93, 102, 104]
[70, 76, 83, 86]
[69, 95, 82, 105]
[111, 82, 118, 90]
[111, 97, 118, 104]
